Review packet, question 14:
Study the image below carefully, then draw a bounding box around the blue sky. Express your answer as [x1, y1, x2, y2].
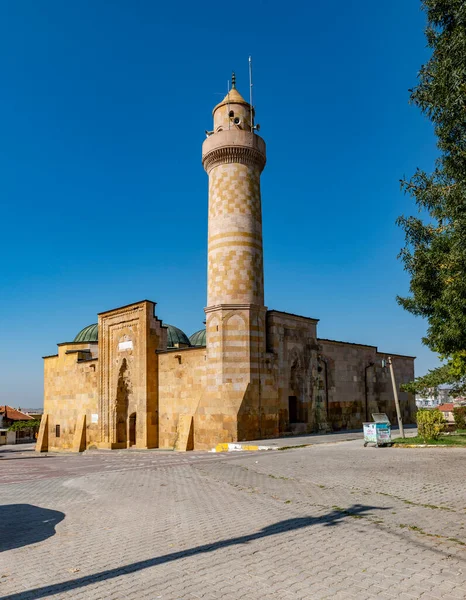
[1, 0, 438, 407]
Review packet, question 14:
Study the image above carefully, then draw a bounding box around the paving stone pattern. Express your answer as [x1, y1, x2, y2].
[1, 441, 465, 600]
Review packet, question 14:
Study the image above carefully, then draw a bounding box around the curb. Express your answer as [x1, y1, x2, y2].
[210, 443, 277, 453]
[392, 443, 464, 448]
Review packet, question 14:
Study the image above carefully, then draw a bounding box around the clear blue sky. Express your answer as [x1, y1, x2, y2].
[1, 0, 439, 407]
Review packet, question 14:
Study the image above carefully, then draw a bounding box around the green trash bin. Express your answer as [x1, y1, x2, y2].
[363, 413, 392, 447]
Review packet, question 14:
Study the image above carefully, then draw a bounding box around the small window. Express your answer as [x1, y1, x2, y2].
[55, 425, 60, 438]
[229, 110, 234, 118]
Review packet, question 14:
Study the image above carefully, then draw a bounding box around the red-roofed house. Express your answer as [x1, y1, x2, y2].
[438, 403, 455, 423]
[0, 406, 34, 445]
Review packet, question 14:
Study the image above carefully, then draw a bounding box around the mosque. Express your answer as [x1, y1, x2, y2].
[37, 76, 416, 452]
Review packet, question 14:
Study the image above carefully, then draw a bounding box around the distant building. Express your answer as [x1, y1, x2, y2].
[0, 406, 35, 445]
[416, 396, 440, 408]
[452, 396, 466, 406]
[21, 408, 44, 419]
[438, 403, 455, 423]
[416, 387, 451, 408]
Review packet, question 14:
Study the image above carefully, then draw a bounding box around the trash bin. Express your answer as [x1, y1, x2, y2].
[363, 413, 392, 447]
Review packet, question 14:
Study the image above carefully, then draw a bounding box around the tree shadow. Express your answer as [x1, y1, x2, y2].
[1, 504, 383, 600]
[0, 504, 65, 552]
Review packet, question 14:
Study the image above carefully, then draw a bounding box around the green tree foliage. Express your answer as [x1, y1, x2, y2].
[8, 419, 41, 432]
[416, 408, 446, 441]
[453, 406, 466, 429]
[397, 1, 466, 392]
[401, 353, 466, 395]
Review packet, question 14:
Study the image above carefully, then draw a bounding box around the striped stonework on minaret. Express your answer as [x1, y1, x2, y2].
[200, 75, 271, 443]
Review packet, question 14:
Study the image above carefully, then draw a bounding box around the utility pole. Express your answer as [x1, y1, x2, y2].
[388, 356, 405, 438]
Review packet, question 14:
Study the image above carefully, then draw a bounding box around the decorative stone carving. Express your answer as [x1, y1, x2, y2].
[202, 145, 266, 174]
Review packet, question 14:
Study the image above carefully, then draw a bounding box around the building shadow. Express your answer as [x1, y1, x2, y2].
[0, 504, 65, 552]
[0, 504, 383, 600]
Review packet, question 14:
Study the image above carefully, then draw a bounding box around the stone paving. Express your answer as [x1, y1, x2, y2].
[1, 439, 465, 600]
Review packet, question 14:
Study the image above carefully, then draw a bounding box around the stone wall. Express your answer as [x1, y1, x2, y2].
[40, 303, 415, 453]
[98, 300, 166, 449]
[265, 311, 416, 435]
[317, 339, 416, 430]
[266, 311, 324, 435]
[41, 342, 99, 451]
[158, 347, 207, 449]
[158, 309, 281, 451]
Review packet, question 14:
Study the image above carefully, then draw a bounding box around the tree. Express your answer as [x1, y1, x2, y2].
[8, 419, 41, 433]
[397, 1, 466, 394]
[453, 406, 466, 429]
[401, 354, 466, 396]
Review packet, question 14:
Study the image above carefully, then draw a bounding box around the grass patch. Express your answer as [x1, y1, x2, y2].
[378, 491, 453, 512]
[393, 435, 466, 446]
[398, 524, 460, 542]
[448, 538, 466, 546]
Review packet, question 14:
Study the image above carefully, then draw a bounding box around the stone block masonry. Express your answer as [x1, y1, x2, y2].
[38, 75, 415, 453]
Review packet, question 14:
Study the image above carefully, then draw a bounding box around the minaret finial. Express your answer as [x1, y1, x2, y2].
[231, 72, 236, 89]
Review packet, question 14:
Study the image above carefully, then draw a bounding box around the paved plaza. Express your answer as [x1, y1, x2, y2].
[1, 436, 465, 600]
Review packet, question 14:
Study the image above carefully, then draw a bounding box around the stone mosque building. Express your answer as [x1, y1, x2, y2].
[37, 77, 416, 452]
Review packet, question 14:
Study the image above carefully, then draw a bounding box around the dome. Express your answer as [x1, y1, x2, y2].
[165, 324, 191, 348]
[73, 323, 98, 343]
[189, 328, 206, 347]
[213, 87, 249, 113]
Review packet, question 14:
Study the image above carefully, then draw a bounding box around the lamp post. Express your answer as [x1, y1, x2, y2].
[387, 356, 405, 438]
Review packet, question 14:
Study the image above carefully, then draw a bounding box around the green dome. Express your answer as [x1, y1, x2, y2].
[73, 323, 98, 343]
[73, 322, 191, 347]
[189, 328, 206, 347]
[165, 324, 191, 348]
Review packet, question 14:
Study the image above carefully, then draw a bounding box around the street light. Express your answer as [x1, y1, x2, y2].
[387, 356, 405, 438]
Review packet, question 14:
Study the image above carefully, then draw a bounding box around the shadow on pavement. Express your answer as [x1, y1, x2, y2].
[0, 504, 65, 552]
[0, 504, 382, 600]
[0, 455, 56, 460]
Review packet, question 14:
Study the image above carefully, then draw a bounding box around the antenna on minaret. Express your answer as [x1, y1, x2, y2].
[249, 56, 254, 131]
[227, 78, 231, 130]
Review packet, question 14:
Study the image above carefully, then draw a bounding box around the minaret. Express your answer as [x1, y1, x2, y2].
[203, 73, 266, 307]
[201, 73, 268, 443]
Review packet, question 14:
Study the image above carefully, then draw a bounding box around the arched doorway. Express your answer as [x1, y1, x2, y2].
[289, 356, 305, 424]
[129, 413, 136, 447]
[115, 358, 130, 446]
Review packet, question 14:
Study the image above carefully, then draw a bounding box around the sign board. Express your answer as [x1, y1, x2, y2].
[118, 340, 133, 351]
[91, 414, 99, 424]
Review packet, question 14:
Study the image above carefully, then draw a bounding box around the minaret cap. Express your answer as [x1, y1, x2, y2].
[213, 84, 251, 115]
